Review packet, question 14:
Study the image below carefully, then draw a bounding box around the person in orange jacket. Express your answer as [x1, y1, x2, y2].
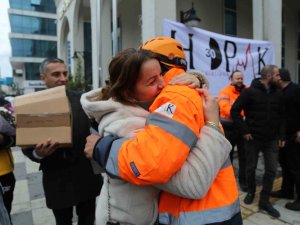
[218, 70, 247, 191]
[85, 37, 242, 225]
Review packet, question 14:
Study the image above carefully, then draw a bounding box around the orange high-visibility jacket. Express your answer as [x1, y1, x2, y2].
[218, 84, 246, 120]
[108, 68, 204, 184]
[103, 68, 240, 224]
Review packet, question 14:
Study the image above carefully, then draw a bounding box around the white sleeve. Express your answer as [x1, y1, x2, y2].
[154, 125, 232, 199]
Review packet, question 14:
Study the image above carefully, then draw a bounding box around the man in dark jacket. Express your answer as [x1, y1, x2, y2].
[231, 64, 285, 218]
[22, 58, 102, 225]
[270, 68, 300, 211]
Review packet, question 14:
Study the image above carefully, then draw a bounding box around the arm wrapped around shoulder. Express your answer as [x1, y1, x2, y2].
[154, 125, 231, 199]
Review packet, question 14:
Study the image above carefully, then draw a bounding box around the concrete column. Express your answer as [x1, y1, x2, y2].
[100, 0, 112, 86]
[252, 0, 263, 40]
[263, 0, 282, 66]
[141, 0, 176, 42]
[91, 0, 112, 88]
[90, 0, 100, 88]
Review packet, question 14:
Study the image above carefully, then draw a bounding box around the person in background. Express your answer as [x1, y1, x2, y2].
[271, 68, 300, 211]
[231, 64, 285, 218]
[218, 70, 247, 191]
[0, 110, 16, 225]
[21, 58, 102, 225]
[0, 183, 11, 225]
[0, 132, 15, 225]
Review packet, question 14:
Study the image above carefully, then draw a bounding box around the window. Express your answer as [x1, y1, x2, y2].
[298, 12, 300, 82]
[224, 0, 237, 36]
[11, 38, 57, 58]
[10, 14, 56, 36]
[110, 17, 122, 54]
[84, 22, 92, 86]
[281, 8, 285, 68]
[31, 0, 42, 5]
[225, 0, 236, 9]
[9, 0, 56, 13]
[25, 63, 40, 80]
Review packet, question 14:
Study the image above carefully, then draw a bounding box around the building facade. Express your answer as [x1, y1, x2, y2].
[13, 0, 300, 93]
[9, 0, 57, 94]
[54, 0, 300, 91]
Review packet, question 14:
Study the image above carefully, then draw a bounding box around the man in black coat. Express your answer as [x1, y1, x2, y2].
[270, 68, 300, 211]
[231, 64, 285, 218]
[22, 58, 102, 225]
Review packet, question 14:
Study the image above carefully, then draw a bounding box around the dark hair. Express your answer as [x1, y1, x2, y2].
[103, 48, 159, 105]
[279, 68, 291, 81]
[260, 64, 278, 79]
[39, 58, 65, 74]
[229, 70, 242, 79]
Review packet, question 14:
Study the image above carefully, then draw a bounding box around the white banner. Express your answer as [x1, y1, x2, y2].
[163, 19, 275, 96]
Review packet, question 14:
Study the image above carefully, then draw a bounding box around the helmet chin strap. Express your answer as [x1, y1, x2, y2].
[156, 53, 187, 71]
[160, 63, 172, 75]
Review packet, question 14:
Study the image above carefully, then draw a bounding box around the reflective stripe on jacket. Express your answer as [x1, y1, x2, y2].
[218, 84, 245, 120]
[159, 158, 240, 225]
[157, 70, 240, 224]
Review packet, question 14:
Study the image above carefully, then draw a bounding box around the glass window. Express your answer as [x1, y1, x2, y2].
[225, 11, 237, 35]
[9, 0, 56, 13]
[84, 22, 92, 87]
[11, 38, 57, 58]
[298, 63, 300, 83]
[281, 8, 285, 68]
[225, 0, 236, 10]
[25, 63, 40, 80]
[224, 0, 237, 36]
[298, 12, 300, 50]
[31, 0, 42, 5]
[299, 11, 300, 29]
[10, 14, 56, 36]
[298, 12, 300, 82]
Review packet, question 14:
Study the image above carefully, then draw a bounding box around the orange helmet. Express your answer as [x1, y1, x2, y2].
[140, 36, 187, 71]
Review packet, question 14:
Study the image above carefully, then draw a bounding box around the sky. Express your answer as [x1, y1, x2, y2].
[0, 0, 12, 77]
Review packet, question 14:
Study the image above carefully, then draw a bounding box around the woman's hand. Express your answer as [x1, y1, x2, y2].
[197, 88, 219, 125]
[84, 134, 101, 159]
[168, 73, 200, 88]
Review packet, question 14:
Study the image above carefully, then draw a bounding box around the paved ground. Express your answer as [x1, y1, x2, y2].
[10, 147, 300, 225]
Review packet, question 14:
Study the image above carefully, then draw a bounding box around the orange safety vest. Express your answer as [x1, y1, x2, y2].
[105, 68, 240, 224]
[218, 84, 246, 120]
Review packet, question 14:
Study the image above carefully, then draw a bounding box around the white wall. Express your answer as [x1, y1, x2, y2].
[119, 0, 141, 48]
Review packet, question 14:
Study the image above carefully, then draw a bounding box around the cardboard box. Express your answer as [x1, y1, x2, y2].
[15, 86, 72, 147]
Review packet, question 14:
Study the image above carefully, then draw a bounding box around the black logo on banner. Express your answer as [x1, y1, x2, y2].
[170, 30, 270, 76]
[206, 38, 222, 70]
